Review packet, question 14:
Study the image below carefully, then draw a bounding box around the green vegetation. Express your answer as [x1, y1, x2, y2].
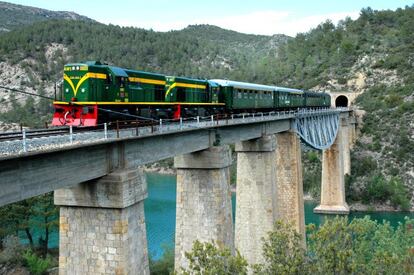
[0, 21, 286, 84]
[0, 236, 55, 275]
[22, 249, 53, 275]
[181, 240, 248, 275]
[0, 94, 52, 128]
[252, 221, 306, 274]
[345, 82, 414, 209]
[181, 217, 414, 274]
[149, 245, 174, 275]
[302, 151, 322, 200]
[307, 217, 414, 274]
[0, 192, 59, 273]
[0, 192, 58, 252]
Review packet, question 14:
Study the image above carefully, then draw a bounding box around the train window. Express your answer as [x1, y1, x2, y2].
[105, 74, 112, 84]
[116, 77, 126, 87]
[177, 87, 185, 102]
[154, 85, 165, 101]
[238, 92, 242, 99]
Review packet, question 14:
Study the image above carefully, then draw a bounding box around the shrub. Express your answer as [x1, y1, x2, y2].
[149, 245, 174, 275]
[306, 151, 319, 163]
[364, 174, 392, 203]
[388, 177, 410, 210]
[352, 156, 377, 177]
[22, 249, 52, 275]
[252, 221, 307, 274]
[181, 218, 414, 274]
[385, 94, 403, 108]
[308, 217, 414, 274]
[181, 240, 248, 275]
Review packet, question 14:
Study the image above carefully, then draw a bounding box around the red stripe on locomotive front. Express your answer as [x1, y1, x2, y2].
[52, 104, 98, 126]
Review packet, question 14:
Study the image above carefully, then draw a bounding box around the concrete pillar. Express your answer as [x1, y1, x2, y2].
[349, 118, 357, 150]
[54, 168, 149, 275]
[274, 132, 306, 243]
[174, 146, 233, 270]
[342, 119, 351, 176]
[235, 135, 277, 266]
[314, 120, 350, 214]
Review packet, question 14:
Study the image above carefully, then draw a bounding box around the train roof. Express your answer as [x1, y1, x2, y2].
[167, 76, 208, 84]
[125, 69, 166, 79]
[210, 79, 304, 94]
[304, 90, 329, 95]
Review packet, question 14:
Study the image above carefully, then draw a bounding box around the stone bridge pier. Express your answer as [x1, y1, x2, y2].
[274, 132, 306, 241]
[174, 145, 234, 270]
[314, 117, 350, 214]
[54, 168, 149, 275]
[235, 135, 277, 265]
[234, 132, 306, 267]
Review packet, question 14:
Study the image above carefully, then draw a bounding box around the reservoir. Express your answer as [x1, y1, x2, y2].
[145, 173, 414, 259]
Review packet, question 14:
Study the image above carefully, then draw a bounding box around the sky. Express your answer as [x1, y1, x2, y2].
[5, 0, 414, 36]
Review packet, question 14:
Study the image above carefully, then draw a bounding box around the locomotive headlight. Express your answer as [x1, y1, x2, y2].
[81, 88, 85, 93]
[76, 66, 80, 70]
[72, 66, 75, 70]
[65, 88, 69, 93]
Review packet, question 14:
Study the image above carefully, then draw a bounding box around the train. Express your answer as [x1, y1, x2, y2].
[52, 61, 331, 126]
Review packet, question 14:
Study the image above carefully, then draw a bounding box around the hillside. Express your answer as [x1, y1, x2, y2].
[291, 7, 414, 210]
[0, 1, 93, 32]
[0, 19, 289, 127]
[0, 5, 412, 209]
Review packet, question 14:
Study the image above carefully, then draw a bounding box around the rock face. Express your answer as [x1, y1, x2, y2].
[0, 43, 68, 115]
[312, 55, 404, 94]
[0, 263, 30, 275]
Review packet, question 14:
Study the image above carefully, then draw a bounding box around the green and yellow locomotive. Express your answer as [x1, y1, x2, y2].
[52, 61, 330, 126]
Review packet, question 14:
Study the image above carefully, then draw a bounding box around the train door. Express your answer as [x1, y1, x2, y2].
[211, 87, 219, 103]
[90, 79, 97, 101]
[103, 74, 112, 101]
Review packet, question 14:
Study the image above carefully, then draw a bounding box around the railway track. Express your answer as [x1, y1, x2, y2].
[0, 120, 157, 142]
[0, 128, 73, 141]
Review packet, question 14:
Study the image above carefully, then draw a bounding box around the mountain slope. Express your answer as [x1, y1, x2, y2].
[0, 20, 288, 81]
[0, 1, 93, 32]
[270, 6, 414, 210]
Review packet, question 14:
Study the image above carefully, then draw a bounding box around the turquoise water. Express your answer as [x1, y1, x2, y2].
[144, 173, 177, 259]
[21, 173, 414, 260]
[145, 173, 414, 259]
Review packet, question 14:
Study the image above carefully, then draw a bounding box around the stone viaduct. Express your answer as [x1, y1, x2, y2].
[0, 108, 355, 274]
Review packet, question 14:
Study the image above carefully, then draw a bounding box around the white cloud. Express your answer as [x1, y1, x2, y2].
[99, 10, 360, 36]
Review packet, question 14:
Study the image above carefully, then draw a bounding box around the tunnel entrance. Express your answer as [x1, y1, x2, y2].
[335, 95, 349, 107]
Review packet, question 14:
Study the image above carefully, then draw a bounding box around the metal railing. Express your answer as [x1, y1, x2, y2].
[0, 108, 349, 156]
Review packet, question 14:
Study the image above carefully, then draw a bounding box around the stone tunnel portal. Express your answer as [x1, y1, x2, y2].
[335, 95, 349, 107]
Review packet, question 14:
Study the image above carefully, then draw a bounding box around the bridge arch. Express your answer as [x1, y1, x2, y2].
[335, 95, 349, 107]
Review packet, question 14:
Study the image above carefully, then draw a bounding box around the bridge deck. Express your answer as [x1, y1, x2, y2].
[0, 108, 350, 206]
